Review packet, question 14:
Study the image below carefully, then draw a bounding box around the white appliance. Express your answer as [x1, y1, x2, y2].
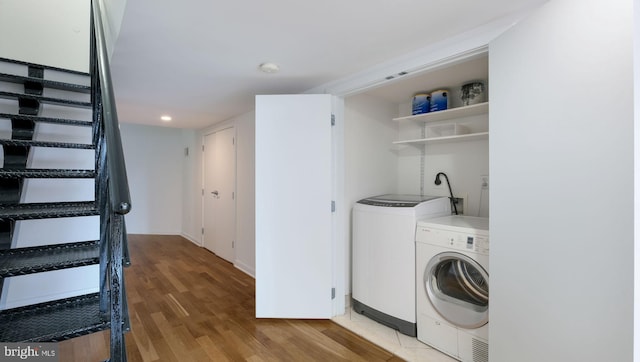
[416, 215, 489, 362]
[352, 194, 451, 336]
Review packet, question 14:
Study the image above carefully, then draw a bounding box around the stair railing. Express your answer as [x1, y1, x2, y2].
[90, 1, 130, 212]
[90, 1, 131, 361]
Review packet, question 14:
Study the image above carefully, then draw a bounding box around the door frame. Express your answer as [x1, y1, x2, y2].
[201, 126, 237, 261]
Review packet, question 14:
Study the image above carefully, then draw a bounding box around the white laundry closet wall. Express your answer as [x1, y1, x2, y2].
[489, 0, 634, 360]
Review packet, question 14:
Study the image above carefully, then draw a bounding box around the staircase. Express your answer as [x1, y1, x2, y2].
[0, 2, 131, 361]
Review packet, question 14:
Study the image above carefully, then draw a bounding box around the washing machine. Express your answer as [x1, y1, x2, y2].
[352, 194, 451, 337]
[416, 215, 489, 362]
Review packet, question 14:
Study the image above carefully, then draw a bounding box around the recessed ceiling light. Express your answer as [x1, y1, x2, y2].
[258, 62, 280, 74]
[161, 115, 172, 122]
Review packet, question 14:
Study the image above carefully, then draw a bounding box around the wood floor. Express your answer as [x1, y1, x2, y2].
[58, 234, 402, 361]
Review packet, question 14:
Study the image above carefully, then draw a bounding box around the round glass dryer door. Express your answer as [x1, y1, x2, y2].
[424, 252, 489, 329]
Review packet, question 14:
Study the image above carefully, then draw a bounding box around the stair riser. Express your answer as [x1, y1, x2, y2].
[12, 216, 100, 249]
[0, 114, 92, 128]
[20, 179, 94, 203]
[0, 92, 90, 109]
[0, 240, 100, 277]
[0, 58, 89, 81]
[0, 141, 94, 150]
[0, 73, 90, 94]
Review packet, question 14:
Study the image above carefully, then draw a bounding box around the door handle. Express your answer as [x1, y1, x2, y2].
[211, 190, 219, 198]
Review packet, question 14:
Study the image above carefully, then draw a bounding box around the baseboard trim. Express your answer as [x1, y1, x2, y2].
[234, 261, 255, 279]
[180, 232, 202, 246]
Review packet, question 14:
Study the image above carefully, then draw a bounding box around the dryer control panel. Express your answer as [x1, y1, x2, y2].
[416, 215, 489, 255]
[416, 226, 489, 255]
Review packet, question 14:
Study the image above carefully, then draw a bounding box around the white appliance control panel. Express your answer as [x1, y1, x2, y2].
[416, 216, 489, 255]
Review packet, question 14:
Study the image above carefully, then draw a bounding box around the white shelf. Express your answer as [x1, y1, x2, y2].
[393, 102, 489, 123]
[393, 132, 489, 146]
[392, 102, 489, 145]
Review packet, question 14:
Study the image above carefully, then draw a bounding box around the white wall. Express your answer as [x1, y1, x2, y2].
[397, 138, 489, 216]
[197, 111, 256, 276]
[344, 94, 399, 200]
[490, 0, 634, 361]
[0, 0, 126, 70]
[233, 112, 256, 276]
[395, 101, 489, 216]
[120, 123, 184, 235]
[343, 93, 399, 293]
[0, 0, 90, 72]
[98, 0, 127, 58]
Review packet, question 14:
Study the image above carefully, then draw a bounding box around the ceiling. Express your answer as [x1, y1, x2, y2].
[365, 54, 489, 107]
[109, 0, 548, 129]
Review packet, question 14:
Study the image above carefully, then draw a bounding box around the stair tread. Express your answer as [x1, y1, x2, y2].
[0, 169, 96, 179]
[0, 240, 99, 277]
[0, 293, 109, 342]
[0, 91, 91, 108]
[0, 201, 98, 220]
[0, 113, 92, 127]
[0, 73, 90, 93]
[0, 139, 94, 149]
[0, 57, 89, 77]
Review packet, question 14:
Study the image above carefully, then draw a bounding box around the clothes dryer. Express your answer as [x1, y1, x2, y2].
[416, 215, 489, 362]
[352, 194, 450, 337]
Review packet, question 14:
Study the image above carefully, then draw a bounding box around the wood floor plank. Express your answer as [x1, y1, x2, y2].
[130, 310, 160, 361]
[195, 335, 223, 361]
[58, 234, 400, 361]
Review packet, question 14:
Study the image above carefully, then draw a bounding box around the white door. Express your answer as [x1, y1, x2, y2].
[203, 127, 236, 263]
[255, 94, 333, 319]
